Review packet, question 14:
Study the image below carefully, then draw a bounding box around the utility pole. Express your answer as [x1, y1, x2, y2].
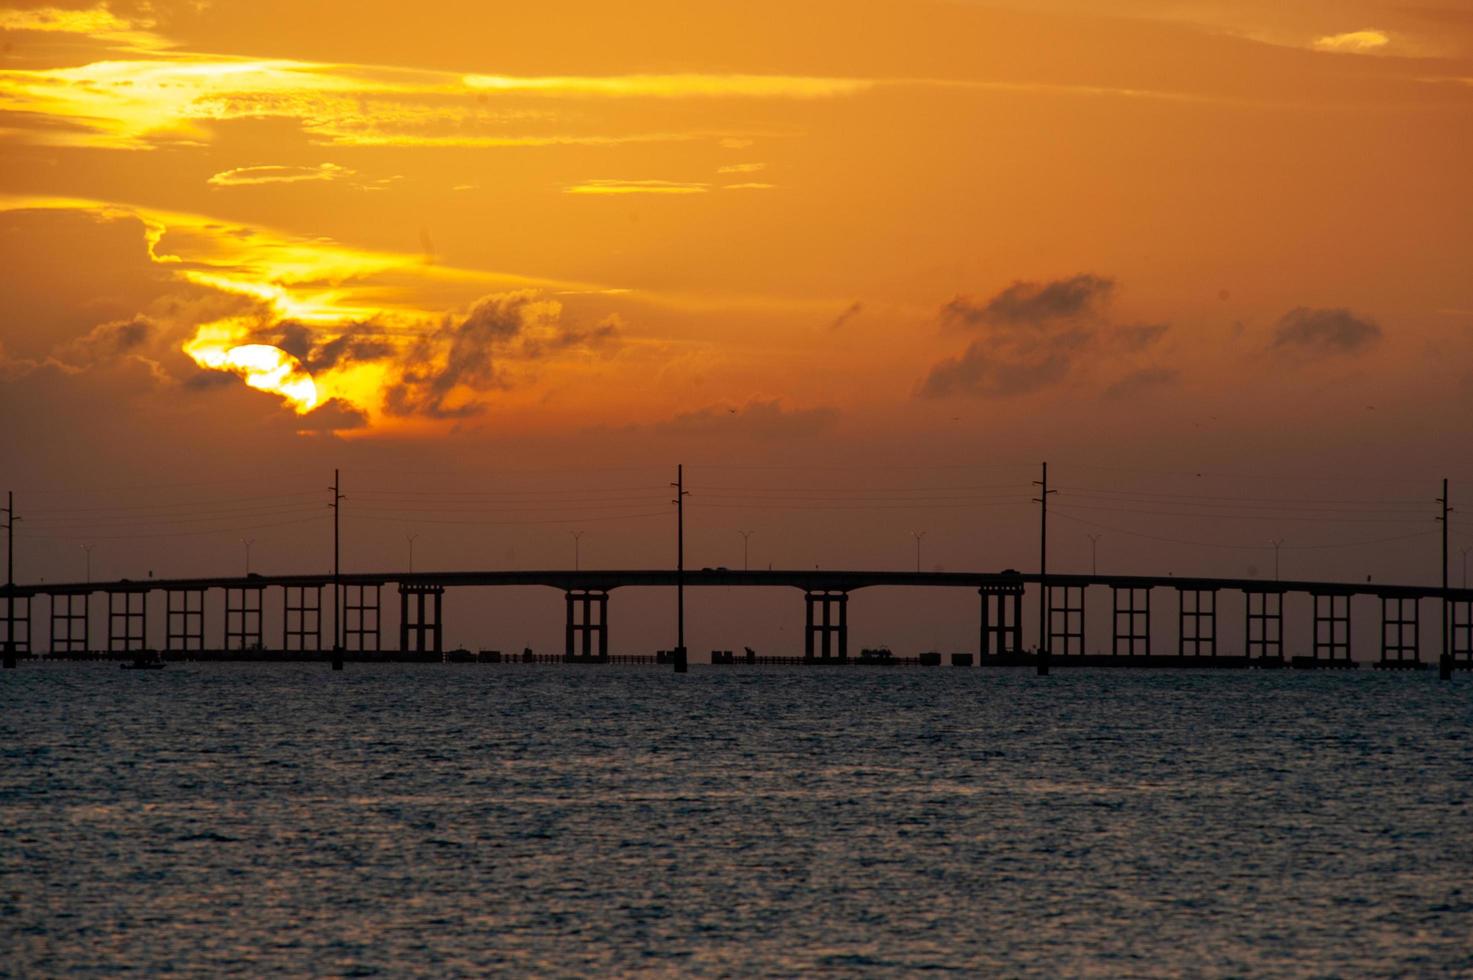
[407, 534, 417, 574]
[1087, 533, 1101, 576]
[241, 537, 254, 575]
[1032, 463, 1056, 676]
[571, 530, 584, 571]
[329, 469, 344, 670]
[2, 492, 14, 668]
[82, 544, 93, 584]
[1438, 479, 1452, 680]
[671, 465, 688, 672]
[912, 530, 926, 573]
[1271, 539, 1285, 582]
[3, 491, 15, 587]
[738, 530, 753, 571]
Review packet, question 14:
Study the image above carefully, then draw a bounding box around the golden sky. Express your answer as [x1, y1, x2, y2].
[2, 0, 1472, 601]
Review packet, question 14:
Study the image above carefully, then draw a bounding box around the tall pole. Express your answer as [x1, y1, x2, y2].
[330, 469, 343, 669]
[1438, 479, 1451, 680]
[571, 530, 584, 571]
[407, 534, 417, 573]
[672, 465, 688, 672]
[82, 544, 93, 584]
[1032, 463, 1056, 676]
[739, 530, 753, 571]
[912, 530, 926, 573]
[1271, 539, 1285, 582]
[3, 490, 15, 587]
[242, 537, 254, 575]
[1462, 545, 1470, 591]
[1087, 533, 1101, 576]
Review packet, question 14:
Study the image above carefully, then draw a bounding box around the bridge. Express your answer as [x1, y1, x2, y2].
[3, 567, 1470, 676]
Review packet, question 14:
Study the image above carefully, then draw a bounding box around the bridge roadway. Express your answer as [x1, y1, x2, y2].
[3, 568, 1468, 600]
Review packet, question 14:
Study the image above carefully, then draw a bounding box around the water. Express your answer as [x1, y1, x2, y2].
[2, 665, 1470, 976]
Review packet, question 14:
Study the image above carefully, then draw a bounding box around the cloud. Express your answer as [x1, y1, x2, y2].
[942, 274, 1115, 327]
[655, 398, 839, 439]
[1313, 30, 1392, 54]
[207, 163, 354, 188]
[921, 273, 1168, 398]
[564, 179, 709, 195]
[1102, 366, 1179, 400]
[722, 182, 776, 190]
[463, 73, 874, 99]
[1271, 307, 1382, 356]
[296, 397, 369, 433]
[830, 301, 863, 330]
[717, 162, 766, 174]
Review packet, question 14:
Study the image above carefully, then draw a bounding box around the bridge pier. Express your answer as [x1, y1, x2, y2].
[1178, 587, 1217, 657]
[1246, 590, 1284, 662]
[50, 593, 88, 656]
[979, 584, 1023, 662]
[343, 584, 382, 653]
[1378, 596, 1420, 668]
[1047, 585, 1085, 657]
[804, 590, 847, 662]
[2, 593, 30, 666]
[1112, 586, 1150, 657]
[400, 583, 444, 658]
[283, 585, 322, 652]
[224, 586, 263, 652]
[565, 589, 608, 661]
[1451, 599, 1471, 675]
[1310, 592, 1352, 665]
[108, 589, 147, 654]
[165, 589, 204, 656]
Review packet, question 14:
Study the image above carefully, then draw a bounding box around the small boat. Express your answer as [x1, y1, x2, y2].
[121, 653, 165, 670]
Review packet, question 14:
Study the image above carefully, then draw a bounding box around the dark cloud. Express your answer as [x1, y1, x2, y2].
[655, 398, 839, 439]
[921, 273, 1165, 399]
[1271, 307, 1382, 355]
[384, 293, 529, 418]
[942, 274, 1114, 328]
[252, 321, 395, 372]
[55, 315, 154, 364]
[1102, 366, 1179, 400]
[518, 314, 623, 359]
[830, 301, 863, 330]
[295, 397, 369, 432]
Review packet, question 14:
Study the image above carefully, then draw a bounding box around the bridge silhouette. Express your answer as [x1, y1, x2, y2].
[4, 566, 1471, 675]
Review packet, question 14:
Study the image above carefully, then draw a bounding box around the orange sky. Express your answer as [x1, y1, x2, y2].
[1, 0, 1472, 616]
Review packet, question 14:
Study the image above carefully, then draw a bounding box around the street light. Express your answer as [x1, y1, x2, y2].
[241, 537, 254, 575]
[1271, 539, 1285, 581]
[1462, 545, 1471, 590]
[738, 530, 754, 571]
[912, 530, 926, 573]
[81, 543, 93, 584]
[571, 530, 585, 571]
[1086, 533, 1101, 576]
[406, 534, 418, 573]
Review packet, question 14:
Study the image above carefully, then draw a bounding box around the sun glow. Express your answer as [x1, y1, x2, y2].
[184, 332, 319, 413]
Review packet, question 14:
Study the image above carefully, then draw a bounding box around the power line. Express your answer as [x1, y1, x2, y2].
[1051, 509, 1439, 552]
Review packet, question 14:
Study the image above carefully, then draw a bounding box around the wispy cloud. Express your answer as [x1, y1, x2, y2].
[564, 179, 710, 196]
[463, 73, 874, 99]
[717, 162, 766, 174]
[207, 163, 354, 188]
[722, 182, 776, 191]
[1312, 30, 1392, 54]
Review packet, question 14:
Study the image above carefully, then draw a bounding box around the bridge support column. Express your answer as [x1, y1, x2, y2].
[804, 591, 847, 662]
[1177, 588, 1218, 658]
[1311, 592, 1351, 665]
[1246, 590, 1284, 662]
[50, 593, 88, 656]
[1048, 585, 1085, 657]
[343, 585, 382, 653]
[2, 592, 30, 666]
[564, 590, 608, 661]
[1451, 599, 1471, 675]
[979, 585, 1023, 662]
[399, 583, 444, 658]
[1112, 586, 1150, 657]
[165, 589, 204, 656]
[108, 590, 147, 654]
[224, 587, 263, 652]
[1378, 596, 1419, 668]
[283, 586, 322, 652]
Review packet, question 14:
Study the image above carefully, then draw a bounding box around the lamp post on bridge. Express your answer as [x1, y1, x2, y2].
[241, 537, 254, 576]
[1271, 539, 1285, 582]
[571, 530, 584, 571]
[1087, 533, 1101, 576]
[1462, 545, 1470, 590]
[738, 530, 754, 571]
[406, 534, 418, 574]
[81, 544, 93, 584]
[912, 530, 926, 573]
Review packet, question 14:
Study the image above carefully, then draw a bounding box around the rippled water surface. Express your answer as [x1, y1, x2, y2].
[3, 664, 1471, 976]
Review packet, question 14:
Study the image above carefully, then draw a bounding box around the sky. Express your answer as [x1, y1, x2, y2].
[1, 0, 1471, 654]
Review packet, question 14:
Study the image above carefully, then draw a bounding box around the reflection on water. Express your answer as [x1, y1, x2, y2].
[2, 665, 1470, 975]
